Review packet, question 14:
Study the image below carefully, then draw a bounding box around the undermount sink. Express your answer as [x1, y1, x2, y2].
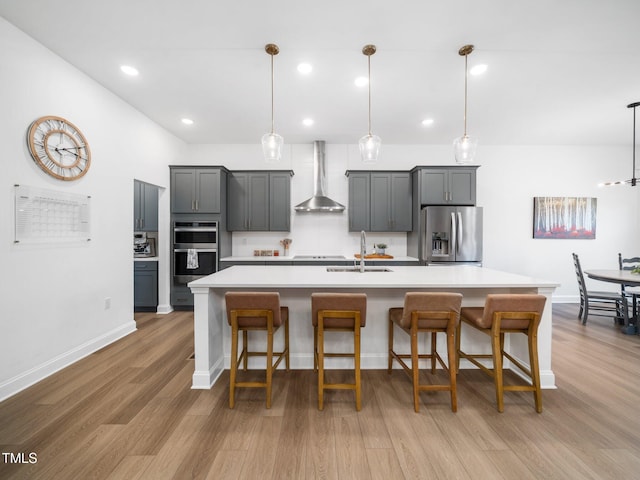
[293, 255, 347, 260]
[326, 267, 392, 273]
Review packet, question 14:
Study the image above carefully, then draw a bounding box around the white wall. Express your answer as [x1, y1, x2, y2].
[477, 145, 639, 300]
[0, 18, 184, 400]
[185, 143, 640, 301]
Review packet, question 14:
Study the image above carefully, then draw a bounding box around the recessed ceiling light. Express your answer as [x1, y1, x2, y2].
[354, 76, 368, 87]
[421, 118, 434, 127]
[297, 63, 312, 74]
[302, 118, 314, 126]
[120, 65, 139, 76]
[470, 64, 488, 76]
[181, 118, 194, 125]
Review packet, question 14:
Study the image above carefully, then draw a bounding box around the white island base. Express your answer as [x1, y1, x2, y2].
[189, 265, 559, 390]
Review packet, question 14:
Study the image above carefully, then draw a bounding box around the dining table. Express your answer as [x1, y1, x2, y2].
[584, 269, 640, 334]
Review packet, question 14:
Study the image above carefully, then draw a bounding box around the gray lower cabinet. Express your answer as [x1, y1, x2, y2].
[418, 167, 477, 205]
[133, 180, 158, 231]
[170, 285, 193, 309]
[227, 171, 292, 231]
[134, 261, 157, 311]
[347, 171, 412, 232]
[171, 167, 221, 213]
[219, 260, 295, 269]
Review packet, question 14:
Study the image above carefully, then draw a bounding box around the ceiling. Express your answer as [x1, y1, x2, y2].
[2, 0, 640, 147]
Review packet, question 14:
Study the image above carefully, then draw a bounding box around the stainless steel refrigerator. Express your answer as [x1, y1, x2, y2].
[420, 206, 483, 264]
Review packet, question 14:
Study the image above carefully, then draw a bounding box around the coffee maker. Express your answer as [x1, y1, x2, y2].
[134, 232, 151, 257]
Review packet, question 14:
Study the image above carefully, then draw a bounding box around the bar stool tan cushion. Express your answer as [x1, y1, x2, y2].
[312, 293, 367, 328]
[462, 294, 545, 329]
[390, 292, 461, 329]
[226, 291, 286, 328]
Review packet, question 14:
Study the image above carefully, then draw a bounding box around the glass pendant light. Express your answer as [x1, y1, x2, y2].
[262, 43, 283, 163]
[359, 44, 381, 163]
[453, 44, 478, 164]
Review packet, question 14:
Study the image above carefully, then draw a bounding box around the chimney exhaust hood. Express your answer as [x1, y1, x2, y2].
[294, 141, 345, 212]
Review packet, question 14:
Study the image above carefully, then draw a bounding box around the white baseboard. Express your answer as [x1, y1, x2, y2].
[0, 321, 137, 402]
[192, 356, 224, 389]
[552, 295, 579, 304]
[156, 303, 173, 314]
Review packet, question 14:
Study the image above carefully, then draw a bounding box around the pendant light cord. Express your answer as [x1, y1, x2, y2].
[270, 52, 275, 135]
[463, 52, 468, 137]
[367, 52, 372, 136]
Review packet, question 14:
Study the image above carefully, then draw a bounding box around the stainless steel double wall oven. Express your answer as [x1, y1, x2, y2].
[172, 220, 218, 285]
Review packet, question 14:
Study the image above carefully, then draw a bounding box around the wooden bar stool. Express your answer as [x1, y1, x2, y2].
[456, 294, 546, 413]
[311, 293, 367, 411]
[225, 292, 290, 409]
[388, 292, 462, 412]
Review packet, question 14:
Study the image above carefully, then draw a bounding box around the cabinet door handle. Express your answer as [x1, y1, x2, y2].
[195, 200, 199, 211]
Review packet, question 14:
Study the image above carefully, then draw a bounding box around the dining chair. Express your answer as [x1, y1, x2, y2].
[572, 253, 623, 325]
[225, 292, 290, 409]
[618, 253, 640, 322]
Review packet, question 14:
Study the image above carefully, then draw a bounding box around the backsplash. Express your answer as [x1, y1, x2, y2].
[231, 229, 408, 258]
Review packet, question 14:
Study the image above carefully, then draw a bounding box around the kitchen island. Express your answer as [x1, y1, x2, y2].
[188, 265, 559, 390]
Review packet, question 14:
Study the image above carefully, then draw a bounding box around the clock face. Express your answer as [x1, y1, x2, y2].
[27, 116, 91, 181]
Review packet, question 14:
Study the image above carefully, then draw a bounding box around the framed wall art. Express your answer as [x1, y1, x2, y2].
[533, 196, 596, 239]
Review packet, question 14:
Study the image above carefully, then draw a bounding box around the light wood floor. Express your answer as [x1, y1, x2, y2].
[1, 304, 639, 479]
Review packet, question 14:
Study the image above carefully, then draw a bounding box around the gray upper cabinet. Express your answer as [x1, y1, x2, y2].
[348, 172, 370, 231]
[133, 180, 158, 231]
[171, 167, 221, 213]
[227, 171, 292, 231]
[419, 167, 476, 205]
[269, 172, 291, 231]
[347, 171, 412, 232]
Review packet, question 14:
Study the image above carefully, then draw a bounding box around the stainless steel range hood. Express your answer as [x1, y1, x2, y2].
[294, 141, 345, 212]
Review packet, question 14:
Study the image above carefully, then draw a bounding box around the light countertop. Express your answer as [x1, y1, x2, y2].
[189, 264, 558, 290]
[219, 255, 419, 262]
[134, 256, 158, 262]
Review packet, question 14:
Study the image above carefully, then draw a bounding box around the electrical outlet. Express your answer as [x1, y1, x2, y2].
[104, 297, 111, 309]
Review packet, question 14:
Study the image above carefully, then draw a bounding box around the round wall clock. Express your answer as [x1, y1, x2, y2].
[27, 115, 91, 181]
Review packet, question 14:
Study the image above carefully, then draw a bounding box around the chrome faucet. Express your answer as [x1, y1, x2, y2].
[360, 230, 367, 273]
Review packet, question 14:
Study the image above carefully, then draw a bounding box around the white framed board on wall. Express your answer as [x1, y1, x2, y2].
[14, 184, 91, 244]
